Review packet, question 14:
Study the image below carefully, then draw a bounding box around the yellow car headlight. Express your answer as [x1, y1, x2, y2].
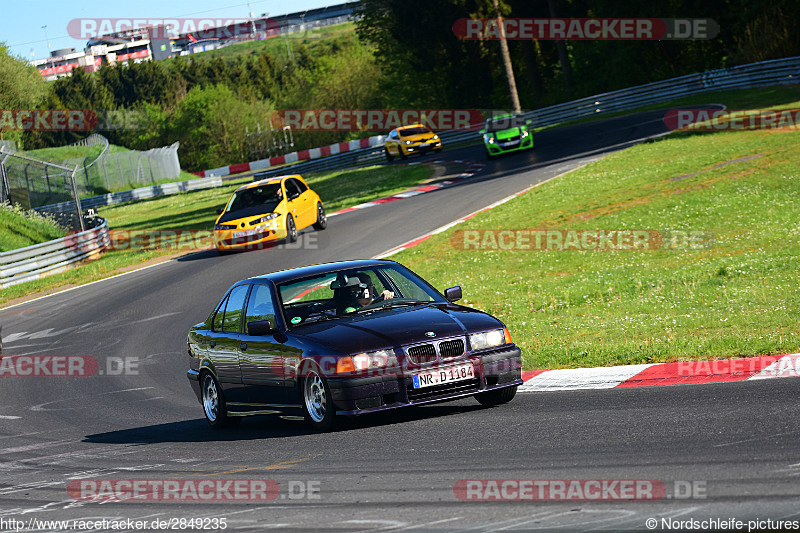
[253, 213, 279, 225]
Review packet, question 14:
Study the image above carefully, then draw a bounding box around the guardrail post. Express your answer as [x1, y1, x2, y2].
[0, 153, 10, 204]
[70, 164, 85, 232]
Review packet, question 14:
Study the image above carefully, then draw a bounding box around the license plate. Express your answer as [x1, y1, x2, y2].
[412, 362, 474, 389]
[419, 143, 429, 147]
[233, 229, 255, 238]
[502, 140, 520, 147]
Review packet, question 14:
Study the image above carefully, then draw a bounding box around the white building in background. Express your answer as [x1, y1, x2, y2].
[30, 29, 153, 81]
[29, 1, 360, 81]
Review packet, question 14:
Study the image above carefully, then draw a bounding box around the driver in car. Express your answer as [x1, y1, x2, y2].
[334, 273, 394, 314]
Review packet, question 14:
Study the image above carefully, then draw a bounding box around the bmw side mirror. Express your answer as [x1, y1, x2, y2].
[479, 129, 486, 135]
[216, 208, 223, 215]
[525, 120, 532, 126]
[247, 320, 276, 336]
[444, 286, 462, 302]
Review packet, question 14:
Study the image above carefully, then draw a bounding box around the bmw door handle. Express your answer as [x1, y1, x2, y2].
[240, 342, 247, 351]
[209, 340, 216, 348]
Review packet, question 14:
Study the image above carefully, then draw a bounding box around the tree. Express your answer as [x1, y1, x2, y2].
[0, 43, 48, 147]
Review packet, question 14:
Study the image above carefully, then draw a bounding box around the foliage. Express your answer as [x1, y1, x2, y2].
[0, 43, 48, 148]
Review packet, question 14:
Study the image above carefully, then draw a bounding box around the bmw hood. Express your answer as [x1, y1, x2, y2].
[293, 304, 504, 355]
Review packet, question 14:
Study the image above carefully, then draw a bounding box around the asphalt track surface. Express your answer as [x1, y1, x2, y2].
[3, 109, 798, 532]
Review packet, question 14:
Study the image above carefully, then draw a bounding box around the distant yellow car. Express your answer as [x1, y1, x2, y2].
[213, 175, 326, 253]
[384, 124, 442, 161]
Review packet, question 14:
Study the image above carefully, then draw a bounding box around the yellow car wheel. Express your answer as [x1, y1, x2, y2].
[286, 214, 297, 243]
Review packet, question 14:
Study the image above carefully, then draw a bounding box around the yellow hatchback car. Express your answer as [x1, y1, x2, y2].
[213, 175, 326, 253]
[384, 124, 442, 161]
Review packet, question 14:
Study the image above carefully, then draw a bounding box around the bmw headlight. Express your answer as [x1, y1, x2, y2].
[521, 129, 529, 137]
[486, 136, 495, 144]
[337, 349, 398, 373]
[432, 135, 439, 140]
[403, 140, 413, 145]
[469, 329, 511, 351]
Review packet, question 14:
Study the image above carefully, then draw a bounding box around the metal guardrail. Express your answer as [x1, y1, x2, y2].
[0, 217, 110, 289]
[36, 175, 223, 214]
[257, 55, 800, 178]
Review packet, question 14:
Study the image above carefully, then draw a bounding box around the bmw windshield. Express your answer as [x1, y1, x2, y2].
[278, 265, 445, 327]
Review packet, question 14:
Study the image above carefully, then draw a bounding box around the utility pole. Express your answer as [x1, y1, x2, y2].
[248, 1, 256, 38]
[492, 0, 521, 114]
[41, 25, 54, 72]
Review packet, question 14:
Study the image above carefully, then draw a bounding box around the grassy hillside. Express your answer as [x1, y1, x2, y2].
[194, 22, 357, 60]
[0, 203, 66, 252]
[394, 91, 800, 369]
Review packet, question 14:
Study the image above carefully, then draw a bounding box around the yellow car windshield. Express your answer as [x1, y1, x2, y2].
[399, 127, 430, 137]
[226, 184, 282, 213]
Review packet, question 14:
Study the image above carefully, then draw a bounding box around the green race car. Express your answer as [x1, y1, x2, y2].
[480, 114, 534, 159]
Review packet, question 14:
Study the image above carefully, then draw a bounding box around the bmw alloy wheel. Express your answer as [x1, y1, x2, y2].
[202, 373, 219, 423]
[302, 368, 334, 430]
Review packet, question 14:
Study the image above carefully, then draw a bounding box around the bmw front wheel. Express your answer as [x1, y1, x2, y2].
[302, 367, 335, 431]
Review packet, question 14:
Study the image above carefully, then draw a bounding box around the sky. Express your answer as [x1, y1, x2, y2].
[0, 0, 340, 61]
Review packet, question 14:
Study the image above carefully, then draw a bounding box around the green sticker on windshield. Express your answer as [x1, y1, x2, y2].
[291, 316, 302, 324]
[345, 307, 356, 313]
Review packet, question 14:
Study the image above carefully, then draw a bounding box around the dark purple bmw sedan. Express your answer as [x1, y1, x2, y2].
[187, 259, 521, 430]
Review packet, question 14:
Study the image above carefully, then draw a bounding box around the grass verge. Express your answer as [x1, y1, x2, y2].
[393, 103, 800, 369]
[0, 203, 67, 252]
[0, 163, 434, 306]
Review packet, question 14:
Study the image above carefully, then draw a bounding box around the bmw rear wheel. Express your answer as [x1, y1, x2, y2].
[285, 214, 297, 243]
[302, 368, 335, 431]
[201, 371, 238, 428]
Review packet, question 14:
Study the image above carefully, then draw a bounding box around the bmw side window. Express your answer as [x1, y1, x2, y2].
[222, 285, 250, 334]
[245, 284, 277, 330]
[381, 268, 436, 301]
[212, 296, 227, 332]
